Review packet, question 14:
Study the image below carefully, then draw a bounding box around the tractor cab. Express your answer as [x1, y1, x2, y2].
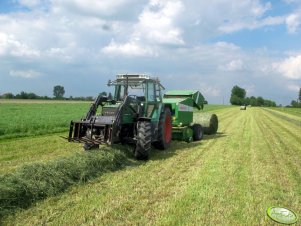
[107, 74, 165, 120]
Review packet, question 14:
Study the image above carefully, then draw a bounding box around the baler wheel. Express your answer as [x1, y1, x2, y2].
[135, 121, 152, 160]
[192, 123, 204, 141]
[153, 107, 172, 150]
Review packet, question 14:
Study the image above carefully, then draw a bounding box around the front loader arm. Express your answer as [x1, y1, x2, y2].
[85, 95, 108, 120]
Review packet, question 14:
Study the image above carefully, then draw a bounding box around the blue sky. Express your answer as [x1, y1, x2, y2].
[0, 0, 301, 105]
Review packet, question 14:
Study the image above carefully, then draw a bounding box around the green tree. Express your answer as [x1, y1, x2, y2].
[244, 97, 250, 105]
[1, 93, 14, 99]
[230, 85, 246, 105]
[249, 96, 257, 106]
[99, 91, 107, 97]
[27, 92, 37, 99]
[16, 91, 28, 99]
[256, 96, 264, 106]
[53, 85, 65, 99]
[299, 88, 301, 103]
[291, 100, 298, 107]
[230, 95, 243, 105]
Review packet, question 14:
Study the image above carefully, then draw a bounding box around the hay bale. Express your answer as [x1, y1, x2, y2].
[197, 113, 218, 135]
[240, 106, 246, 110]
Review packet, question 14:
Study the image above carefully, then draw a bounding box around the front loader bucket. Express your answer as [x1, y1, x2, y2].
[68, 121, 86, 142]
[68, 120, 114, 146]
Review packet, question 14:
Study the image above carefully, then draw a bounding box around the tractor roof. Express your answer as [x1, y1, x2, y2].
[108, 74, 165, 90]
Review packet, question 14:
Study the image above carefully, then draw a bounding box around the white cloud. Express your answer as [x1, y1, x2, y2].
[9, 70, 42, 78]
[275, 55, 301, 79]
[0, 32, 40, 57]
[287, 84, 300, 91]
[219, 59, 243, 71]
[199, 83, 221, 97]
[286, 13, 301, 33]
[102, 40, 155, 57]
[219, 16, 284, 33]
[0, 0, 300, 105]
[134, 0, 184, 45]
[102, 0, 184, 56]
[51, 0, 147, 19]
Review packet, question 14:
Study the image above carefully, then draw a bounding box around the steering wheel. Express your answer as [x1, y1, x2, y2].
[129, 95, 137, 99]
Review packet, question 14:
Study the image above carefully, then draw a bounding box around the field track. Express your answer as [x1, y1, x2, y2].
[1, 106, 301, 225]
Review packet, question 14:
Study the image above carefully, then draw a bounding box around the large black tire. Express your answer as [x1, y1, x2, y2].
[134, 121, 152, 160]
[192, 123, 204, 141]
[153, 107, 172, 150]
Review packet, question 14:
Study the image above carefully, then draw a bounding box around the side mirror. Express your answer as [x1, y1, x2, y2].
[204, 100, 208, 104]
[107, 80, 111, 87]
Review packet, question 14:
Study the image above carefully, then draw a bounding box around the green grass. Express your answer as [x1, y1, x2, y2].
[0, 134, 84, 174]
[0, 102, 90, 140]
[1, 105, 301, 225]
[269, 107, 301, 117]
[200, 104, 234, 113]
[0, 147, 127, 218]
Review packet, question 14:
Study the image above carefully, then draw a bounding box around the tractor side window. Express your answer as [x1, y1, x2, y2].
[116, 85, 125, 100]
[147, 82, 155, 102]
[155, 84, 161, 101]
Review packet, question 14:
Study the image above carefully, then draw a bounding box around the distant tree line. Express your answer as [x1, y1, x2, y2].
[289, 88, 301, 108]
[0, 91, 51, 100]
[0, 86, 111, 101]
[230, 85, 277, 107]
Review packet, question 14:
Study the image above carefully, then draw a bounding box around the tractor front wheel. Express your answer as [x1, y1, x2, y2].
[153, 107, 172, 150]
[135, 121, 152, 160]
[192, 123, 204, 141]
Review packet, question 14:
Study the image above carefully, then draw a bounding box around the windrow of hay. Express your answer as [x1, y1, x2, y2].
[196, 113, 219, 135]
[0, 148, 127, 218]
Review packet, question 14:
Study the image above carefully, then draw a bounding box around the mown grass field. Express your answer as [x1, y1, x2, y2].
[0, 101, 301, 225]
[0, 101, 90, 140]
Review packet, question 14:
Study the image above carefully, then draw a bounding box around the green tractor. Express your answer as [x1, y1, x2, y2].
[68, 74, 218, 159]
[69, 74, 173, 159]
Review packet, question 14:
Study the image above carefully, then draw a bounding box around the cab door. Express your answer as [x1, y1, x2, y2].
[145, 81, 157, 119]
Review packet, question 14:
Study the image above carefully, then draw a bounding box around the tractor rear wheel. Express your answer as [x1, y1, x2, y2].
[135, 121, 152, 160]
[153, 107, 172, 150]
[192, 123, 204, 141]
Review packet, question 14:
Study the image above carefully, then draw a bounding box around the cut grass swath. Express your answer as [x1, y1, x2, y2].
[0, 147, 127, 218]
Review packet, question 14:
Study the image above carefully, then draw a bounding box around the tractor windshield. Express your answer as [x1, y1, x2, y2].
[108, 74, 164, 102]
[115, 83, 145, 101]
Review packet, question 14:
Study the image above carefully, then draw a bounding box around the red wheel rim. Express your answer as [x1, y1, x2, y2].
[164, 114, 172, 142]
